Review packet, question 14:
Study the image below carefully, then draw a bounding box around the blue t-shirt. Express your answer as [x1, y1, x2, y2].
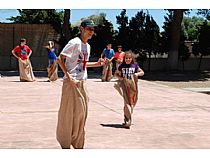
[102, 48, 115, 59]
[47, 48, 57, 60]
[118, 63, 139, 80]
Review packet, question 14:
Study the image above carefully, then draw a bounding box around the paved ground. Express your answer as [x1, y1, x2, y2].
[0, 71, 210, 149]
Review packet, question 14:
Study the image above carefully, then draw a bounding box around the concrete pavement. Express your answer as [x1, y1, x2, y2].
[0, 71, 210, 149]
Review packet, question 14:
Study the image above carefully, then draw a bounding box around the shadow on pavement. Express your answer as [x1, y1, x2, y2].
[100, 123, 126, 129]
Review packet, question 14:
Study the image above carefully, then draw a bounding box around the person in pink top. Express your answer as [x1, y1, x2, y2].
[114, 45, 125, 69]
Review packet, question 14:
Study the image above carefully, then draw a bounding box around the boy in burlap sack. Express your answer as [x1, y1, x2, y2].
[11, 38, 35, 82]
[114, 50, 144, 129]
[101, 43, 115, 82]
[56, 19, 104, 149]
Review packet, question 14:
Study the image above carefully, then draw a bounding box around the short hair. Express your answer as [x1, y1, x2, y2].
[20, 38, 26, 43]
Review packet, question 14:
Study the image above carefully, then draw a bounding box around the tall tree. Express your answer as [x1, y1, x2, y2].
[182, 16, 207, 41]
[116, 9, 130, 50]
[144, 14, 160, 71]
[129, 10, 146, 51]
[192, 22, 210, 70]
[8, 9, 63, 33]
[62, 9, 72, 43]
[197, 9, 210, 20]
[167, 9, 184, 70]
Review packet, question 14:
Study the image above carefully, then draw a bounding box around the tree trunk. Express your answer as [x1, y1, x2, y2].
[63, 9, 72, 42]
[168, 10, 184, 70]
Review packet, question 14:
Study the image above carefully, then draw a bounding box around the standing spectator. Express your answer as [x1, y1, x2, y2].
[11, 38, 35, 82]
[100, 43, 115, 81]
[56, 19, 104, 149]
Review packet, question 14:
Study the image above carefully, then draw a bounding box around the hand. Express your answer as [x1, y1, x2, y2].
[66, 72, 78, 86]
[134, 73, 138, 77]
[98, 58, 105, 66]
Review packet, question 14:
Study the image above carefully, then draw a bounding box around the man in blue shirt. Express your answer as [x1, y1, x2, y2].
[100, 43, 115, 81]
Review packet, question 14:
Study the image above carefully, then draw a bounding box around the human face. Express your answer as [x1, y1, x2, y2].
[20, 41, 26, 46]
[107, 44, 112, 50]
[84, 26, 95, 39]
[125, 53, 133, 64]
[118, 47, 122, 52]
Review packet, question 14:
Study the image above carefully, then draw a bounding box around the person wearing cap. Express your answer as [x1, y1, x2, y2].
[114, 45, 125, 70]
[100, 43, 115, 81]
[11, 38, 35, 82]
[56, 19, 104, 149]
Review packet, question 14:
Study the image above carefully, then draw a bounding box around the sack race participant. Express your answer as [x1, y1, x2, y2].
[101, 43, 115, 82]
[45, 41, 58, 81]
[11, 38, 35, 82]
[114, 50, 144, 129]
[56, 19, 104, 149]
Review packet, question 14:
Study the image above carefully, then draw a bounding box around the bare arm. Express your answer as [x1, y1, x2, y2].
[134, 68, 144, 77]
[86, 58, 104, 68]
[56, 54, 76, 84]
[11, 50, 19, 59]
[28, 50, 32, 58]
[109, 56, 115, 62]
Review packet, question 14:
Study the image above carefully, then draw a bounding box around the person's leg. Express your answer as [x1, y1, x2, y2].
[123, 103, 132, 129]
[56, 80, 74, 149]
[72, 81, 89, 149]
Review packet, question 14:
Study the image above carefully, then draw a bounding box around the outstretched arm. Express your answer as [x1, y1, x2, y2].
[86, 58, 105, 68]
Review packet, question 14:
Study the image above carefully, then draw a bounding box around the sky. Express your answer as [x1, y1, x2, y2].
[0, 0, 207, 32]
[0, 9, 198, 31]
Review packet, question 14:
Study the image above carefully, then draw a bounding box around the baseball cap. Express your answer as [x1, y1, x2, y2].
[80, 19, 96, 28]
[20, 38, 26, 42]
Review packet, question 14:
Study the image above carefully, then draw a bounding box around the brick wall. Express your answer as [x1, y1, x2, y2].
[0, 24, 60, 70]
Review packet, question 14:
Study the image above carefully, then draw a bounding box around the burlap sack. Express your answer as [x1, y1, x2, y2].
[18, 59, 35, 82]
[101, 59, 113, 82]
[114, 76, 138, 126]
[56, 80, 89, 149]
[47, 62, 58, 81]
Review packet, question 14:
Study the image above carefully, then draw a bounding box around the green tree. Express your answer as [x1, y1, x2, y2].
[197, 9, 210, 20]
[116, 9, 130, 50]
[144, 13, 160, 71]
[182, 16, 207, 41]
[192, 22, 210, 70]
[129, 10, 146, 51]
[89, 13, 115, 57]
[8, 9, 63, 33]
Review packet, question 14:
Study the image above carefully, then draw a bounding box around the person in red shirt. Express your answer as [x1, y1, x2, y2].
[114, 45, 125, 69]
[11, 38, 35, 82]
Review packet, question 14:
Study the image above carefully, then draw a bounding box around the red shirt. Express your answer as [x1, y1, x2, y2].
[13, 45, 31, 60]
[115, 51, 125, 62]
